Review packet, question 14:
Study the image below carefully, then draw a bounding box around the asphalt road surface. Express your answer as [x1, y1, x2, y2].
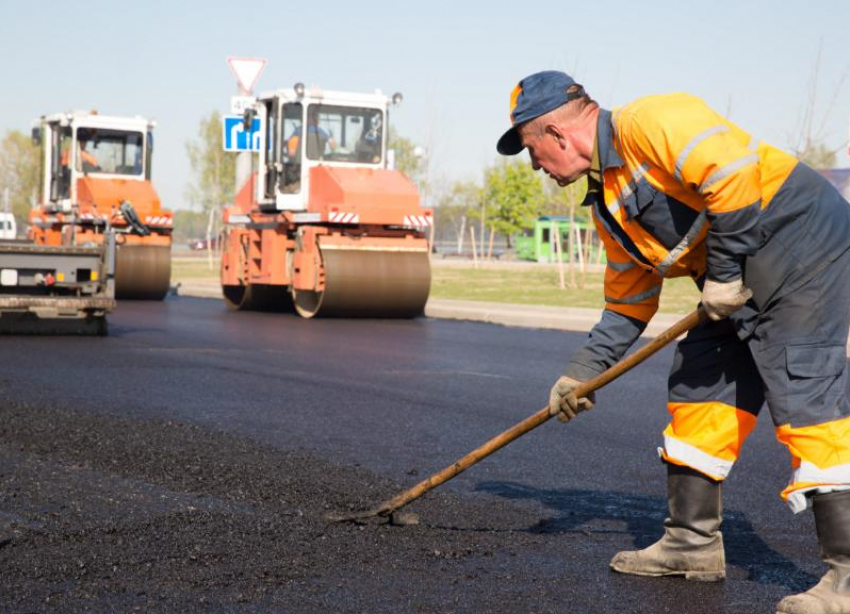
[0, 297, 833, 614]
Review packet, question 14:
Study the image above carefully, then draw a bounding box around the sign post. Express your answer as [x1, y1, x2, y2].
[226, 57, 267, 204]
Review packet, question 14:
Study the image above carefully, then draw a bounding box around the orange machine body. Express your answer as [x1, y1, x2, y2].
[29, 111, 172, 249]
[221, 166, 431, 291]
[220, 86, 433, 317]
[30, 176, 172, 249]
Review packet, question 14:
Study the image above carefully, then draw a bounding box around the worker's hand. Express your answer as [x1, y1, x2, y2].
[701, 278, 753, 321]
[548, 376, 595, 423]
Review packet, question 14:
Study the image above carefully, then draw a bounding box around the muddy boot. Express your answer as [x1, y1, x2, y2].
[777, 490, 850, 614]
[610, 464, 725, 582]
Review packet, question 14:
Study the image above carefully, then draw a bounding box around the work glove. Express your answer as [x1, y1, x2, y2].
[548, 376, 595, 423]
[701, 278, 752, 321]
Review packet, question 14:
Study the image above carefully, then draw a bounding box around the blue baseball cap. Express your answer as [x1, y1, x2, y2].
[496, 70, 585, 155]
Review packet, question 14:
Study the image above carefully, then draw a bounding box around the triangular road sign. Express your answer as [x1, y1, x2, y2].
[227, 56, 267, 94]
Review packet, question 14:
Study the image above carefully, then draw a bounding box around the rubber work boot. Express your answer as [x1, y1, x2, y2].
[776, 490, 850, 614]
[610, 464, 726, 582]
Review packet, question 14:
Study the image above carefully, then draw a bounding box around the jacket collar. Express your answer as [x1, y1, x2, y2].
[582, 108, 624, 206]
[598, 108, 624, 170]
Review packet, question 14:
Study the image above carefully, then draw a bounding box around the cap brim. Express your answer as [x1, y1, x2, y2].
[496, 126, 524, 155]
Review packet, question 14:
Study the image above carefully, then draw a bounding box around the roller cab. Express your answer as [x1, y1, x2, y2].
[29, 111, 172, 300]
[221, 85, 432, 318]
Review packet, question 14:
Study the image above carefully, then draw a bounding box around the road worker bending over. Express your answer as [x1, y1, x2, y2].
[497, 70, 850, 614]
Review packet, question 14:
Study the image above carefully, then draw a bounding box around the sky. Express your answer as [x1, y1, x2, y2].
[2, 0, 849, 211]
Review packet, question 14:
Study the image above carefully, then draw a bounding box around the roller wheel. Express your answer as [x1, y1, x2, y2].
[223, 284, 294, 312]
[115, 245, 171, 300]
[292, 248, 430, 318]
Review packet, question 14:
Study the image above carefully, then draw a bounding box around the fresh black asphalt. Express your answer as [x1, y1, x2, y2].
[0, 297, 832, 613]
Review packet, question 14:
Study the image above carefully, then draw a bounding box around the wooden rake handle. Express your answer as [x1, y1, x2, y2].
[355, 306, 707, 520]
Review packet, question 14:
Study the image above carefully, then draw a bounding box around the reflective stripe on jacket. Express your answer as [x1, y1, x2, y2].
[565, 94, 850, 382]
[594, 94, 798, 323]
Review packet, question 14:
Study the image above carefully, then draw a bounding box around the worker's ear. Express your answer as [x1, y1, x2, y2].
[544, 124, 566, 149]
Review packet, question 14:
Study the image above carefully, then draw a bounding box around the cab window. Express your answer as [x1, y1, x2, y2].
[304, 104, 383, 164]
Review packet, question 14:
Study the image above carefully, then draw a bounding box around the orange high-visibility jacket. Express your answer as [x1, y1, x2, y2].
[596, 93, 798, 322]
[60, 146, 99, 170]
[566, 93, 850, 381]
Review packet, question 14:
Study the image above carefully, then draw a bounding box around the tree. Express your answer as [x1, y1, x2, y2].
[482, 159, 545, 248]
[172, 209, 208, 244]
[546, 175, 593, 288]
[788, 43, 847, 169]
[435, 180, 482, 254]
[0, 130, 40, 223]
[794, 142, 837, 170]
[185, 110, 236, 213]
[388, 126, 426, 187]
[541, 176, 591, 221]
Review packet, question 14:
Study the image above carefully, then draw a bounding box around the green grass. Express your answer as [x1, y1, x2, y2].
[171, 256, 220, 280]
[170, 254, 702, 315]
[430, 264, 701, 314]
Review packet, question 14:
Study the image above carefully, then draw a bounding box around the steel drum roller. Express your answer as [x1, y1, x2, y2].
[115, 245, 171, 300]
[293, 247, 431, 318]
[223, 283, 294, 312]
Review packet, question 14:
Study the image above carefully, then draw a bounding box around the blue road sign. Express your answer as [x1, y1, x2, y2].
[222, 115, 262, 152]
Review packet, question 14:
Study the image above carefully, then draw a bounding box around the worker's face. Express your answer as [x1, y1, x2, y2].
[521, 123, 587, 187]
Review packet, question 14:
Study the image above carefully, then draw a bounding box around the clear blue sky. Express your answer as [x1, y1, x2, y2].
[2, 0, 848, 211]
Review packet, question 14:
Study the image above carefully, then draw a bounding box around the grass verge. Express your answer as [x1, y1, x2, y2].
[171, 255, 701, 315]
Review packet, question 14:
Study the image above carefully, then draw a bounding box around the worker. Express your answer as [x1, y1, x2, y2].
[355, 114, 382, 163]
[286, 107, 335, 159]
[60, 129, 99, 172]
[496, 70, 850, 614]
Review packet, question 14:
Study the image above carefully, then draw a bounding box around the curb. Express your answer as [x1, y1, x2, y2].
[174, 283, 222, 300]
[175, 283, 681, 338]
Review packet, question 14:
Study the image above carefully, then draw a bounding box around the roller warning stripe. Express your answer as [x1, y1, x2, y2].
[403, 215, 432, 227]
[144, 216, 173, 226]
[105, 213, 173, 227]
[77, 213, 110, 224]
[329, 211, 360, 224]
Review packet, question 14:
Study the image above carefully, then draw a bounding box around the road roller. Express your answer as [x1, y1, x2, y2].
[221, 84, 432, 318]
[28, 111, 172, 300]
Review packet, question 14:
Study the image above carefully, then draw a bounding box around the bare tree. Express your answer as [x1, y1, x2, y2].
[789, 42, 849, 169]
